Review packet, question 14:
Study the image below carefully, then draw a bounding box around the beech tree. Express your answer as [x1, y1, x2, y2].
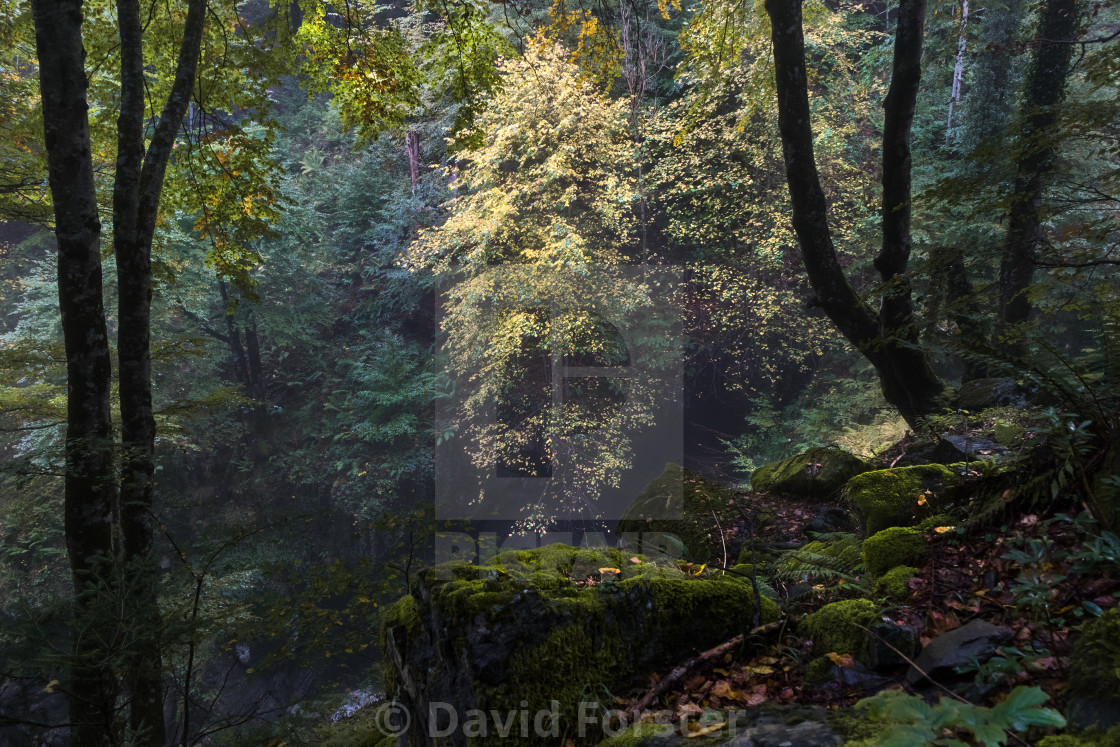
[28, 0, 262, 739]
[765, 0, 946, 427]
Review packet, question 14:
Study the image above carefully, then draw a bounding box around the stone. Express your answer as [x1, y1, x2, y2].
[862, 527, 927, 577]
[929, 435, 1007, 464]
[718, 720, 843, 746]
[616, 463, 741, 561]
[381, 544, 781, 746]
[806, 506, 854, 535]
[956, 377, 1030, 410]
[750, 448, 870, 501]
[905, 619, 1014, 685]
[801, 599, 879, 660]
[867, 620, 920, 671]
[846, 464, 959, 535]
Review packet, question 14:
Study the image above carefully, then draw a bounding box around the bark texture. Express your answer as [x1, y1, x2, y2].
[997, 0, 1079, 352]
[30, 0, 118, 741]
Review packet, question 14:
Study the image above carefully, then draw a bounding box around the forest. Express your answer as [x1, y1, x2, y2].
[0, 0, 1118, 742]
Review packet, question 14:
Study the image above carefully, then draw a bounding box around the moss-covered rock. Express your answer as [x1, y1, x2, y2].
[380, 543, 780, 746]
[801, 599, 879, 660]
[846, 464, 958, 535]
[750, 447, 870, 501]
[862, 527, 927, 577]
[616, 463, 741, 561]
[1067, 608, 1120, 730]
[873, 565, 918, 599]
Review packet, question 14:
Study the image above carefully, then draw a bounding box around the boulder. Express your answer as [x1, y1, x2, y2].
[805, 506, 854, 535]
[616, 463, 740, 561]
[872, 565, 919, 600]
[801, 599, 879, 660]
[380, 544, 780, 747]
[862, 527, 927, 577]
[866, 620, 920, 671]
[846, 464, 959, 535]
[905, 619, 1013, 686]
[956, 377, 1031, 410]
[750, 448, 870, 501]
[1067, 608, 1120, 730]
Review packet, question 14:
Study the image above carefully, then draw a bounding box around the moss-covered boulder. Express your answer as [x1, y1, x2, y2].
[1067, 608, 1120, 730]
[750, 447, 870, 501]
[956, 377, 1030, 410]
[380, 544, 780, 746]
[862, 527, 927, 577]
[615, 463, 740, 560]
[846, 464, 959, 535]
[873, 565, 918, 599]
[801, 599, 879, 660]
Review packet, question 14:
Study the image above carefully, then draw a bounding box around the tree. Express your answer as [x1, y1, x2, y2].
[997, 0, 1080, 352]
[27, 0, 277, 739]
[765, 0, 947, 428]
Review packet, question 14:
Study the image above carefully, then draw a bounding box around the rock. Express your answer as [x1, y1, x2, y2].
[872, 565, 919, 600]
[846, 464, 959, 535]
[867, 620, 919, 671]
[718, 720, 843, 746]
[862, 527, 927, 577]
[616, 463, 741, 560]
[750, 448, 870, 501]
[801, 599, 879, 660]
[929, 435, 1007, 463]
[905, 619, 1014, 685]
[1066, 607, 1120, 729]
[381, 544, 781, 747]
[806, 506, 854, 535]
[956, 377, 1030, 410]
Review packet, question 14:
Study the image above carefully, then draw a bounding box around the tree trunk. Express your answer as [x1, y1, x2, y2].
[997, 0, 1079, 353]
[765, 0, 945, 428]
[115, 0, 206, 739]
[29, 0, 119, 742]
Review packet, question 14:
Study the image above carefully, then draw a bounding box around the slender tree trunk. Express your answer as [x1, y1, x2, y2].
[766, 0, 945, 428]
[997, 0, 1079, 352]
[946, 0, 969, 138]
[30, 0, 119, 742]
[115, 0, 206, 739]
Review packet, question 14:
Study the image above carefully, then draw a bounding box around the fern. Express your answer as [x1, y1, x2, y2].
[774, 533, 864, 584]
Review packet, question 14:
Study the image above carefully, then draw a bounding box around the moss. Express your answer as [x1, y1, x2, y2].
[616, 463, 741, 560]
[846, 464, 957, 535]
[381, 544, 779, 745]
[594, 723, 667, 746]
[862, 527, 927, 577]
[873, 565, 918, 599]
[805, 655, 836, 685]
[801, 599, 879, 659]
[1038, 729, 1120, 747]
[918, 513, 957, 531]
[751, 447, 870, 500]
[1067, 608, 1120, 729]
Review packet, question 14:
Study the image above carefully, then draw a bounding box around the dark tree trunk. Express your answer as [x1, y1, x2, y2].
[997, 0, 1079, 352]
[765, 0, 945, 428]
[29, 0, 118, 742]
[114, 0, 206, 736]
